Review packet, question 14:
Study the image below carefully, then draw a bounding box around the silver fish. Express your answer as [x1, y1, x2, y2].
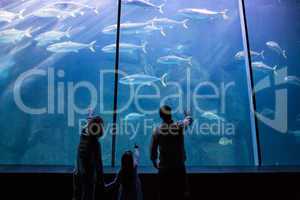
[157, 55, 192, 66]
[48, 1, 99, 15]
[102, 42, 148, 54]
[234, 50, 265, 60]
[47, 41, 96, 53]
[34, 28, 71, 46]
[0, 9, 25, 23]
[252, 61, 277, 74]
[284, 76, 300, 87]
[122, 0, 165, 14]
[201, 111, 225, 122]
[119, 73, 167, 87]
[124, 113, 145, 121]
[0, 27, 33, 44]
[32, 7, 77, 19]
[178, 8, 229, 20]
[266, 41, 287, 59]
[150, 17, 189, 29]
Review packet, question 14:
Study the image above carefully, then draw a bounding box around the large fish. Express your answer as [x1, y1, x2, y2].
[47, 41, 96, 53]
[157, 55, 192, 66]
[0, 27, 33, 44]
[32, 7, 77, 19]
[122, 0, 165, 14]
[201, 111, 225, 122]
[48, 1, 99, 15]
[102, 42, 148, 54]
[150, 17, 189, 29]
[252, 61, 277, 74]
[34, 28, 71, 46]
[284, 76, 300, 87]
[102, 21, 165, 36]
[119, 73, 167, 87]
[178, 8, 229, 20]
[0, 9, 25, 23]
[235, 50, 264, 60]
[266, 41, 287, 59]
[124, 113, 145, 121]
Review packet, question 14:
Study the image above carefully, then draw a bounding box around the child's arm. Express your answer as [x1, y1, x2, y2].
[179, 110, 193, 129]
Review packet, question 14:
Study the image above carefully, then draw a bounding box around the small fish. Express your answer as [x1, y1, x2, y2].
[0, 27, 33, 44]
[201, 111, 225, 122]
[47, 41, 96, 53]
[32, 7, 77, 19]
[122, 0, 165, 14]
[102, 42, 148, 54]
[150, 17, 189, 29]
[252, 61, 277, 74]
[0, 9, 25, 23]
[34, 27, 72, 46]
[266, 41, 287, 59]
[157, 55, 192, 66]
[218, 137, 233, 146]
[119, 73, 167, 87]
[49, 1, 99, 15]
[234, 50, 264, 60]
[124, 113, 145, 121]
[178, 8, 229, 20]
[284, 76, 300, 87]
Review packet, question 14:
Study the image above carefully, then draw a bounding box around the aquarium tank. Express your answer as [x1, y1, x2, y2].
[0, 0, 299, 170]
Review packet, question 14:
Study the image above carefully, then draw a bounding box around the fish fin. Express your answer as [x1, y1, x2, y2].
[161, 73, 168, 87]
[18, 9, 26, 19]
[187, 56, 192, 66]
[182, 19, 189, 29]
[260, 50, 265, 59]
[221, 9, 229, 20]
[158, 3, 165, 14]
[283, 50, 287, 59]
[65, 27, 72, 38]
[142, 41, 148, 54]
[89, 41, 96, 52]
[25, 27, 33, 38]
[160, 28, 166, 37]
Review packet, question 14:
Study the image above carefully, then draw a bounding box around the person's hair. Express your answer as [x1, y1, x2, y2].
[159, 105, 172, 122]
[87, 116, 104, 137]
[119, 151, 135, 188]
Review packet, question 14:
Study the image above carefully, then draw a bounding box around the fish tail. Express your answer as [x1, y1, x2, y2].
[182, 19, 189, 29]
[283, 50, 287, 59]
[161, 73, 168, 87]
[221, 9, 229, 20]
[89, 41, 96, 52]
[158, 3, 165, 14]
[25, 27, 33, 38]
[160, 27, 166, 37]
[142, 41, 148, 54]
[260, 50, 265, 59]
[18, 9, 26, 19]
[188, 56, 193, 66]
[66, 27, 72, 38]
[94, 8, 99, 15]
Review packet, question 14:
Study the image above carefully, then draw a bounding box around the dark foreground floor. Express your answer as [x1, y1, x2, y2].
[0, 166, 300, 199]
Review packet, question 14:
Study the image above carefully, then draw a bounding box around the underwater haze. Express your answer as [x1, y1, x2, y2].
[0, 0, 299, 168]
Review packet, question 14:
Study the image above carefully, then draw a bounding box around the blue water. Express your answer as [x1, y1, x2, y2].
[0, 0, 299, 168]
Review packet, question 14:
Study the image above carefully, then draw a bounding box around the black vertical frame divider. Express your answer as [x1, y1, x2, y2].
[111, 0, 122, 167]
[239, 0, 262, 166]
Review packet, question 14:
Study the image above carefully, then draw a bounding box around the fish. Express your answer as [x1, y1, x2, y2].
[47, 41, 96, 53]
[201, 111, 225, 121]
[0, 27, 33, 44]
[260, 108, 275, 117]
[102, 21, 165, 36]
[119, 73, 168, 87]
[0, 9, 25, 23]
[150, 17, 189, 29]
[284, 76, 300, 87]
[178, 8, 229, 20]
[102, 42, 148, 54]
[34, 27, 72, 46]
[234, 50, 265, 60]
[124, 113, 145, 121]
[218, 137, 233, 146]
[157, 55, 192, 66]
[122, 0, 165, 14]
[266, 41, 287, 59]
[32, 7, 77, 19]
[48, 1, 99, 15]
[252, 61, 277, 74]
